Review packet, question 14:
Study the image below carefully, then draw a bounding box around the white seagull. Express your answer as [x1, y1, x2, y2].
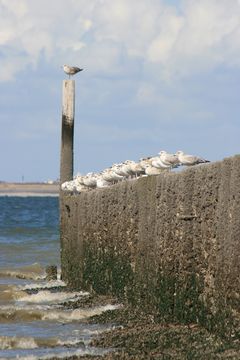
[62, 65, 83, 79]
[102, 169, 124, 183]
[158, 150, 180, 167]
[111, 163, 129, 177]
[150, 156, 172, 170]
[119, 161, 135, 178]
[139, 158, 152, 170]
[144, 165, 163, 176]
[128, 161, 145, 177]
[96, 175, 111, 188]
[176, 150, 210, 166]
[82, 173, 97, 188]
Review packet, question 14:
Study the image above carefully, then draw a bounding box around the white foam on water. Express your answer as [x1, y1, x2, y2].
[0, 324, 114, 350]
[0, 336, 38, 350]
[0, 270, 45, 280]
[0, 303, 121, 324]
[0, 262, 120, 359]
[16, 289, 89, 304]
[11, 346, 110, 360]
[42, 304, 121, 322]
[19, 279, 66, 291]
[0, 303, 53, 324]
[73, 324, 120, 337]
[0, 263, 45, 281]
[57, 270, 61, 280]
[0, 285, 19, 303]
[3, 278, 88, 308]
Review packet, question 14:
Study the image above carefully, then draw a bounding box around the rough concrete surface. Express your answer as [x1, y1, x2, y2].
[60, 155, 240, 330]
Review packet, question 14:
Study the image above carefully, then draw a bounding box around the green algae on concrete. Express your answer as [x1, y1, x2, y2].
[82, 243, 134, 297]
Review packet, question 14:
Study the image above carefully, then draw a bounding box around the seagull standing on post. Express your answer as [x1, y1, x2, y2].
[62, 64, 83, 78]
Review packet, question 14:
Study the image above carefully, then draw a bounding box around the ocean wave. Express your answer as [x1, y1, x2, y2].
[0, 304, 120, 323]
[7, 346, 110, 360]
[0, 263, 45, 280]
[0, 306, 48, 323]
[0, 280, 70, 304]
[0, 333, 111, 359]
[19, 279, 66, 291]
[0, 336, 39, 350]
[0, 334, 90, 350]
[42, 304, 120, 322]
[0, 335, 79, 350]
[16, 289, 89, 304]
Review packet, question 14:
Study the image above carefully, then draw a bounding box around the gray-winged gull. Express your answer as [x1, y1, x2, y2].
[63, 64, 83, 78]
[144, 164, 163, 176]
[158, 150, 180, 167]
[176, 150, 210, 166]
[150, 156, 172, 170]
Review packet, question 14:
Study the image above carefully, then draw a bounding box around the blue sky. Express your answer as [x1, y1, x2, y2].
[0, 0, 240, 182]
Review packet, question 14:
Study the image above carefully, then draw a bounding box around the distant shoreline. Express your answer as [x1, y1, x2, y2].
[0, 182, 59, 196]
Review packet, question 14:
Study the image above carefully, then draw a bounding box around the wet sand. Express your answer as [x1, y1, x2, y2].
[0, 182, 59, 196]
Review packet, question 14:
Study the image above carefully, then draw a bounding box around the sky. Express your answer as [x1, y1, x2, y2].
[0, 0, 240, 182]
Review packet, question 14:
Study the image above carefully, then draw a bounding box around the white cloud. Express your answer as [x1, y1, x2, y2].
[1, 0, 28, 17]
[136, 82, 162, 105]
[147, 8, 184, 63]
[0, 0, 240, 84]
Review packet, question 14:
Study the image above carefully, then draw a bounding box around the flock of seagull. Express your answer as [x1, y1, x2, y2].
[61, 150, 210, 193]
[61, 67, 210, 193]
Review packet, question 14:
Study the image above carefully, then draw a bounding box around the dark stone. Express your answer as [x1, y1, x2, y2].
[46, 265, 57, 281]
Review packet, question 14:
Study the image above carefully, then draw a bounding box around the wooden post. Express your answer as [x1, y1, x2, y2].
[60, 80, 75, 184]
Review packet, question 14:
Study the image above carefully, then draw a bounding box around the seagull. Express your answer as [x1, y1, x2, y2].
[61, 181, 73, 192]
[128, 161, 145, 177]
[61, 179, 88, 193]
[150, 156, 172, 170]
[74, 175, 85, 185]
[111, 163, 129, 177]
[119, 161, 135, 178]
[158, 150, 180, 167]
[62, 65, 83, 79]
[102, 169, 124, 183]
[144, 165, 163, 176]
[96, 176, 111, 188]
[139, 158, 152, 169]
[82, 173, 97, 188]
[176, 150, 210, 166]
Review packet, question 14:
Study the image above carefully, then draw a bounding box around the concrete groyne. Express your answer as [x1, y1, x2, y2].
[60, 155, 240, 329]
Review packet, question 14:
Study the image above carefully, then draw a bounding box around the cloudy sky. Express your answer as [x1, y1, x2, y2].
[0, 0, 240, 182]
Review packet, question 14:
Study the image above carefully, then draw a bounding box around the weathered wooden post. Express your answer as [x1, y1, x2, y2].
[60, 80, 75, 280]
[60, 67, 82, 281]
[60, 80, 75, 184]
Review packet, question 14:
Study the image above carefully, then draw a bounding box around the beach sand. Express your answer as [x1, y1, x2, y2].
[0, 182, 59, 196]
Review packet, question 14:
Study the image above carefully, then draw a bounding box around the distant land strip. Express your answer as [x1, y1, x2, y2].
[0, 182, 59, 196]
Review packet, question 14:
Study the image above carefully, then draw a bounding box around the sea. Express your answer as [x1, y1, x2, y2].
[0, 196, 117, 360]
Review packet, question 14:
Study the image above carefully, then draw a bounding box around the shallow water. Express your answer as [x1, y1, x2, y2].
[0, 196, 116, 359]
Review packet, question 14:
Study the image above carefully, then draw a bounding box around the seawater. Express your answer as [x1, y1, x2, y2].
[0, 196, 116, 359]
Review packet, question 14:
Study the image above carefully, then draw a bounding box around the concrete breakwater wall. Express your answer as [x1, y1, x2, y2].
[60, 155, 240, 327]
